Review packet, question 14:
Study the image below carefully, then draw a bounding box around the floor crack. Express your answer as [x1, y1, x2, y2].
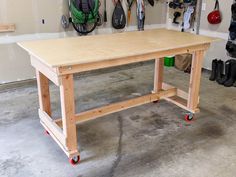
[109, 116, 123, 177]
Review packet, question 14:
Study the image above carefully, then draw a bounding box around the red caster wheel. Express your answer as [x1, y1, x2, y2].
[185, 113, 194, 122]
[45, 130, 50, 135]
[69, 155, 80, 165]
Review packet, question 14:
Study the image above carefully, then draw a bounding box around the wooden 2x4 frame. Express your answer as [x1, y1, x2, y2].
[33, 46, 207, 160]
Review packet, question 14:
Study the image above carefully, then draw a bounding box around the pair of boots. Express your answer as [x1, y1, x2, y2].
[209, 59, 236, 87]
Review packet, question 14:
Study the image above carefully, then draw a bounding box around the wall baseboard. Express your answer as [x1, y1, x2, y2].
[199, 29, 228, 40]
[0, 78, 37, 93]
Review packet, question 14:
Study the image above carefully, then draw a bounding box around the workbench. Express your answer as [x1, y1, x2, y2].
[18, 29, 214, 165]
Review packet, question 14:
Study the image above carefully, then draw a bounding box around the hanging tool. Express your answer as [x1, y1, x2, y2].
[181, 5, 194, 32]
[112, 0, 126, 29]
[169, 0, 184, 9]
[137, 0, 145, 31]
[104, 0, 107, 22]
[147, 0, 154, 6]
[173, 11, 181, 24]
[127, 0, 135, 25]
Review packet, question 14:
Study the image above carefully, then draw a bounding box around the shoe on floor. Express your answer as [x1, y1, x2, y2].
[209, 59, 218, 81]
[224, 61, 236, 87]
[217, 59, 231, 85]
[215, 60, 224, 83]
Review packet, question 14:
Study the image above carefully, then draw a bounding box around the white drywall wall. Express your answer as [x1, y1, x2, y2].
[0, 0, 233, 84]
[199, 0, 232, 69]
[0, 0, 167, 84]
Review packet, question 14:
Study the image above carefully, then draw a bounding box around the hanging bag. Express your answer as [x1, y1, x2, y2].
[112, 0, 126, 29]
[207, 0, 222, 24]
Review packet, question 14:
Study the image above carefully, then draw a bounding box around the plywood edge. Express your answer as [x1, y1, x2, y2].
[57, 43, 210, 75]
[54, 43, 210, 68]
[17, 42, 57, 71]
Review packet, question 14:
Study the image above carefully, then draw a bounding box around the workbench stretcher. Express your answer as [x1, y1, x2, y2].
[18, 29, 214, 165]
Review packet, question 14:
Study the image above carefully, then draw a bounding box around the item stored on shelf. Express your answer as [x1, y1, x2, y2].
[175, 54, 192, 72]
[173, 11, 181, 24]
[164, 56, 175, 67]
[169, 0, 184, 9]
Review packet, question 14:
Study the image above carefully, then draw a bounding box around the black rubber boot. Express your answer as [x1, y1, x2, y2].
[217, 60, 231, 84]
[224, 62, 236, 87]
[232, 3, 236, 21]
[215, 60, 224, 82]
[209, 59, 218, 81]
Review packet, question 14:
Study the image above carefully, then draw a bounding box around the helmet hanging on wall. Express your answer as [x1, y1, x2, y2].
[207, 0, 222, 24]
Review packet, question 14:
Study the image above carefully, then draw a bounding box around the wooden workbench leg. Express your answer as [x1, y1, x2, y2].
[187, 50, 205, 112]
[60, 74, 78, 154]
[36, 70, 51, 116]
[153, 58, 164, 93]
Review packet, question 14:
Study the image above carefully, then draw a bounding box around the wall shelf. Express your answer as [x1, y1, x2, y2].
[0, 24, 16, 33]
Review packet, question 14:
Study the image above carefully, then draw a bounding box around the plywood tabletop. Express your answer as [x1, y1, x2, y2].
[18, 29, 216, 68]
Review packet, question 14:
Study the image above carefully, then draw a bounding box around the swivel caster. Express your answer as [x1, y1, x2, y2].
[153, 100, 159, 103]
[69, 155, 80, 165]
[185, 113, 194, 122]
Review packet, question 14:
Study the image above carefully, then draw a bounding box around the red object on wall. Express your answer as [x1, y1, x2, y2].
[207, 0, 222, 24]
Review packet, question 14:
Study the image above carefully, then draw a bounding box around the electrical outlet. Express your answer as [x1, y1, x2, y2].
[202, 3, 206, 11]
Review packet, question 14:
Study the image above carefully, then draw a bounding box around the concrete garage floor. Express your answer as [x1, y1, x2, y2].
[1, 61, 236, 177]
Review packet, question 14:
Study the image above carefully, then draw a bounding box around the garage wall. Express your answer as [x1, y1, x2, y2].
[199, 0, 232, 70]
[1, 0, 232, 84]
[200, 0, 231, 33]
[165, 0, 232, 70]
[0, 0, 167, 84]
